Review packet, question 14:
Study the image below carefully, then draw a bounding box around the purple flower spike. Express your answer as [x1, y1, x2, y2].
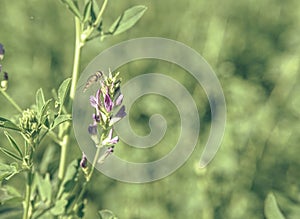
[104, 93, 113, 112]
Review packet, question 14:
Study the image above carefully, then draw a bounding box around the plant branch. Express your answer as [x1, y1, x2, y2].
[93, 0, 108, 28]
[0, 88, 22, 113]
[58, 17, 82, 181]
[22, 165, 33, 219]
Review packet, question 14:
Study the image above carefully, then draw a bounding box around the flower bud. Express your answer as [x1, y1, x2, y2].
[0, 43, 4, 61]
[80, 153, 88, 168]
[0, 72, 8, 91]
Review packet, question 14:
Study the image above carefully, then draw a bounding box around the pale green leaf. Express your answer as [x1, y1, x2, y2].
[264, 192, 285, 219]
[60, 0, 83, 20]
[108, 5, 147, 36]
[50, 114, 72, 130]
[0, 117, 21, 132]
[36, 88, 45, 116]
[35, 173, 52, 203]
[0, 185, 22, 204]
[57, 159, 79, 198]
[83, 0, 93, 23]
[4, 131, 23, 158]
[50, 199, 68, 216]
[0, 163, 19, 181]
[57, 78, 71, 112]
[0, 147, 22, 162]
[98, 209, 118, 219]
[40, 99, 52, 125]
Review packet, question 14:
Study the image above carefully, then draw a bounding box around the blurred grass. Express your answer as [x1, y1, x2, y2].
[1, 0, 300, 218]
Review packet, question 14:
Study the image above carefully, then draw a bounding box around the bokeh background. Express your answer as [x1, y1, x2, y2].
[1, 0, 300, 218]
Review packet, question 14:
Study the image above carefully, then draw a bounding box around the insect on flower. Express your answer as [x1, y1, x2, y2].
[83, 70, 104, 92]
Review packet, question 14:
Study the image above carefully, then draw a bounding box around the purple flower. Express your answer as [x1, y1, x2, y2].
[80, 153, 88, 168]
[109, 105, 126, 126]
[88, 123, 99, 145]
[104, 93, 113, 112]
[92, 113, 100, 123]
[115, 93, 123, 106]
[102, 128, 119, 146]
[88, 123, 98, 135]
[98, 146, 115, 164]
[90, 89, 101, 112]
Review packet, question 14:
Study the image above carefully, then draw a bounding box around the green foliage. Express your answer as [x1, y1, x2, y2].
[108, 5, 148, 36]
[98, 209, 118, 219]
[1, 0, 299, 218]
[35, 173, 52, 203]
[0, 185, 22, 204]
[60, 0, 83, 20]
[0, 117, 21, 132]
[50, 114, 72, 130]
[0, 163, 19, 181]
[57, 78, 71, 113]
[264, 193, 285, 219]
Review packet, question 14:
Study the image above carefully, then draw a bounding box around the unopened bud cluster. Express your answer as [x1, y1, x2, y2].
[19, 109, 40, 144]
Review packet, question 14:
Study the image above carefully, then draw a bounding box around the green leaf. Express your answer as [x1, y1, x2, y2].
[36, 88, 45, 116]
[0, 117, 21, 132]
[60, 0, 83, 20]
[4, 131, 23, 158]
[98, 209, 118, 219]
[35, 173, 52, 203]
[0, 147, 22, 162]
[50, 114, 72, 130]
[40, 99, 52, 125]
[57, 159, 79, 198]
[83, 0, 92, 23]
[92, 0, 99, 14]
[0, 163, 19, 181]
[108, 5, 147, 36]
[0, 185, 22, 204]
[264, 192, 285, 219]
[57, 78, 71, 112]
[50, 199, 68, 216]
[40, 145, 56, 174]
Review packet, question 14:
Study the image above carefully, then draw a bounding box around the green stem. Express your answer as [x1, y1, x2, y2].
[81, 0, 109, 42]
[23, 168, 33, 219]
[94, 0, 108, 27]
[69, 17, 83, 102]
[87, 146, 102, 182]
[58, 17, 82, 180]
[0, 88, 22, 113]
[71, 146, 102, 214]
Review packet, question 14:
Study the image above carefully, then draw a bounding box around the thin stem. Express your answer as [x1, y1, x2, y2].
[93, 0, 108, 27]
[81, 0, 109, 42]
[58, 133, 69, 180]
[69, 17, 82, 102]
[0, 88, 22, 113]
[23, 167, 33, 219]
[87, 146, 102, 182]
[70, 145, 102, 214]
[58, 17, 82, 180]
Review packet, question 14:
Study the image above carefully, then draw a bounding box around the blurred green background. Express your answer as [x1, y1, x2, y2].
[1, 0, 300, 218]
